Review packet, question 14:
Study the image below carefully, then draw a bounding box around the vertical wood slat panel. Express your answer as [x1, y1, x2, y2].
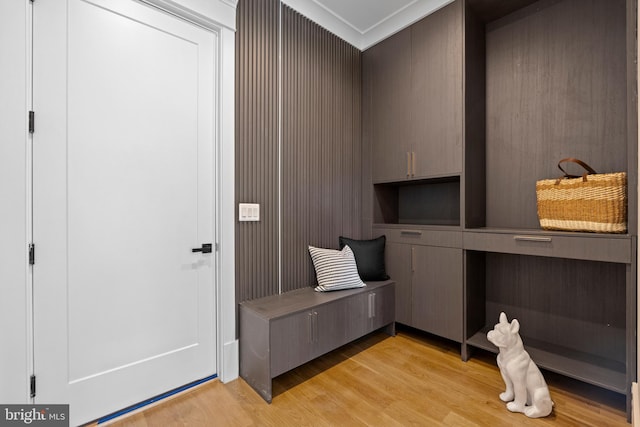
[281, 6, 363, 292]
[235, 0, 279, 302]
[236, 1, 362, 301]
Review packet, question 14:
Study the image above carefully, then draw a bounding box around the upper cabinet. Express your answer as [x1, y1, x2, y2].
[366, 27, 412, 183]
[365, 0, 463, 184]
[410, 0, 463, 180]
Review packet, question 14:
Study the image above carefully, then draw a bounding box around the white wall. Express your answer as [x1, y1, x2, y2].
[218, 25, 238, 383]
[0, 0, 237, 404]
[0, 0, 30, 403]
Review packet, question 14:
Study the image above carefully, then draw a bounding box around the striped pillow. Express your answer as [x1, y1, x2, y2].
[308, 245, 366, 292]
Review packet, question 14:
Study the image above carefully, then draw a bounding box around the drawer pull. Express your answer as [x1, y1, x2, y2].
[514, 235, 552, 242]
[401, 230, 422, 236]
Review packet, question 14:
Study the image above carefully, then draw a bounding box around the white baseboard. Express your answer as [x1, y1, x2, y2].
[220, 339, 239, 383]
[633, 382, 639, 426]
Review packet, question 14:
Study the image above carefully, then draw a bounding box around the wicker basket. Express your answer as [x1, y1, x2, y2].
[536, 158, 627, 233]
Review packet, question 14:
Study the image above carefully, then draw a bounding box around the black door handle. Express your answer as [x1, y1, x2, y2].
[192, 243, 212, 254]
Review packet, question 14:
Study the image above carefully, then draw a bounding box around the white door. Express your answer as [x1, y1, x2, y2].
[32, 0, 217, 424]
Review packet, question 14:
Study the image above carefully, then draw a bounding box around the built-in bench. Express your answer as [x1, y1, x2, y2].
[239, 280, 395, 402]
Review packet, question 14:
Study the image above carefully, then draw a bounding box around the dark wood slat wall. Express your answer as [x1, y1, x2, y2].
[235, 0, 279, 302]
[281, 5, 362, 292]
[235, 1, 363, 300]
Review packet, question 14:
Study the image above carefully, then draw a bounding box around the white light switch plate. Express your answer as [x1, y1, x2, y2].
[239, 203, 260, 221]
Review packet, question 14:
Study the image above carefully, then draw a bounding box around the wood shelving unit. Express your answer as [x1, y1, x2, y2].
[466, 327, 626, 394]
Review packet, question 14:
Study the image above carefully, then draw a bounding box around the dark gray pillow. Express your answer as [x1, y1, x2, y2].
[338, 235, 390, 281]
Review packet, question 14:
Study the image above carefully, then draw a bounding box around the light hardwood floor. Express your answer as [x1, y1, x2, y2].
[102, 327, 628, 426]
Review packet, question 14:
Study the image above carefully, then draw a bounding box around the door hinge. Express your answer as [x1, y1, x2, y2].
[29, 244, 35, 265]
[28, 111, 35, 134]
[215, 243, 219, 252]
[30, 375, 36, 398]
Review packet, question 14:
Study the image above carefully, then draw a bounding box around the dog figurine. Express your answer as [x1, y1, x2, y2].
[486, 312, 554, 418]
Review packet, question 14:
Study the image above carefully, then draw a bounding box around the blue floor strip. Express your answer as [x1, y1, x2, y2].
[97, 374, 218, 424]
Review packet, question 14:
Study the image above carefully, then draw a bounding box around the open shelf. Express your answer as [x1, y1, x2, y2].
[373, 176, 460, 226]
[465, 250, 629, 397]
[467, 328, 626, 393]
[464, 0, 631, 232]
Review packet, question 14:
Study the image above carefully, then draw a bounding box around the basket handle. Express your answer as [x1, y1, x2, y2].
[557, 158, 597, 179]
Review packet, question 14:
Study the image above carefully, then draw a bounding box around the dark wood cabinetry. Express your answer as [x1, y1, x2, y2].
[366, 0, 463, 184]
[411, 244, 463, 342]
[364, 0, 637, 416]
[410, 0, 463, 180]
[465, 0, 637, 416]
[384, 242, 412, 325]
[367, 28, 412, 183]
[239, 281, 395, 402]
[461, 1, 637, 415]
[377, 227, 463, 342]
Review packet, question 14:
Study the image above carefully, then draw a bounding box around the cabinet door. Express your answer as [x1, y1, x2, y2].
[369, 284, 395, 331]
[385, 243, 412, 325]
[342, 293, 369, 344]
[312, 302, 354, 360]
[412, 246, 463, 342]
[270, 311, 313, 377]
[367, 28, 412, 183]
[410, 0, 463, 178]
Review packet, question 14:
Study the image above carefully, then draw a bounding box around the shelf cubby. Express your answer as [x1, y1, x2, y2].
[373, 176, 460, 226]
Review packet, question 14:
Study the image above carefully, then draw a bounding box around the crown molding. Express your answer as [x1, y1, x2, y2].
[282, 0, 453, 50]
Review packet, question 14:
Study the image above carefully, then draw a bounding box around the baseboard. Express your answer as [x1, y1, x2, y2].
[633, 382, 639, 426]
[221, 339, 239, 383]
[97, 375, 218, 426]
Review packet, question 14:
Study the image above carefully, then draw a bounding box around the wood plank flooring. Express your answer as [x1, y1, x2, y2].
[103, 327, 628, 426]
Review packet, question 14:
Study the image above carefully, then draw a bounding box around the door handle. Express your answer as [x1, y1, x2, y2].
[192, 243, 213, 253]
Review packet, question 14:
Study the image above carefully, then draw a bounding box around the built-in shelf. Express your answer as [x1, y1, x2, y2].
[373, 176, 460, 226]
[365, 0, 636, 417]
[467, 328, 626, 394]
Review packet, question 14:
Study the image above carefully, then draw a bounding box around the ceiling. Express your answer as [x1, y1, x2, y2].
[282, 0, 453, 50]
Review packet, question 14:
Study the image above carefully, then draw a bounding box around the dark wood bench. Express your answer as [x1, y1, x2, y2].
[239, 280, 395, 402]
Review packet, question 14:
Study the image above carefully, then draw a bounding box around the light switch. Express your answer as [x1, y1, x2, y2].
[239, 203, 260, 222]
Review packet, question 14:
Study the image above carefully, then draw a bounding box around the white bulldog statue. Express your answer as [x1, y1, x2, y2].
[486, 312, 554, 418]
